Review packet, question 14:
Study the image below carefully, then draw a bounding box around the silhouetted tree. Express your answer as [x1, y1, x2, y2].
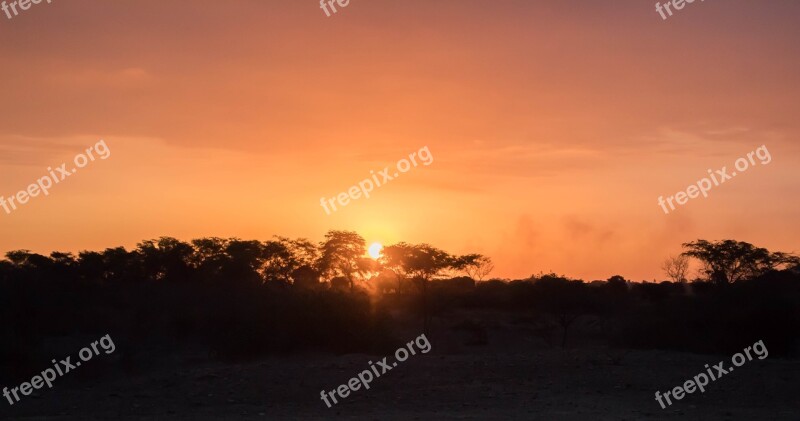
[662, 255, 690, 283]
[263, 237, 320, 283]
[456, 254, 494, 281]
[531, 273, 590, 347]
[136, 237, 195, 283]
[682, 240, 800, 285]
[381, 242, 414, 294]
[373, 269, 400, 294]
[291, 265, 321, 290]
[220, 239, 266, 285]
[6, 250, 51, 270]
[261, 238, 297, 284]
[192, 237, 229, 283]
[104, 247, 144, 283]
[382, 243, 456, 335]
[318, 231, 366, 291]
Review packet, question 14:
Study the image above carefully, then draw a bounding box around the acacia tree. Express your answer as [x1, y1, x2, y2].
[405, 244, 454, 281]
[262, 237, 320, 286]
[380, 242, 414, 293]
[318, 231, 367, 291]
[456, 254, 494, 281]
[382, 243, 456, 335]
[662, 255, 690, 283]
[681, 239, 800, 285]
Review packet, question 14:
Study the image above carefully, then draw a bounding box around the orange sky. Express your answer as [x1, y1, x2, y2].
[1, 0, 799, 281]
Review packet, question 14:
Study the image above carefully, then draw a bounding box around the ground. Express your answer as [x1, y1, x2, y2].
[3, 313, 799, 420]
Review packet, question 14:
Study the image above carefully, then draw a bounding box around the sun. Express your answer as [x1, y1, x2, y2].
[368, 242, 383, 259]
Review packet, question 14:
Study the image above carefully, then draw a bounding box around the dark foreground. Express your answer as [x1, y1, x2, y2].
[3, 340, 798, 420]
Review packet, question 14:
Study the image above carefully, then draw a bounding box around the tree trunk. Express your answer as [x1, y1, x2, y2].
[422, 278, 430, 336]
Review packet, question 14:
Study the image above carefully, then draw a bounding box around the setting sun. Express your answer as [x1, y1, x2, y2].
[368, 242, 383, 259]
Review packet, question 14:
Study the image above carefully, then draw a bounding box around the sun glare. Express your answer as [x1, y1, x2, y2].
[368, 242, 383, 259]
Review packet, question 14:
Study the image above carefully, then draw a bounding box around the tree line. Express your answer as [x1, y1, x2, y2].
[1, 234, 798, 374]
[0, 231, 493, 291]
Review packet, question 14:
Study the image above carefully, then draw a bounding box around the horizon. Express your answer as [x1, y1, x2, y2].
[0, 230, 775, 283]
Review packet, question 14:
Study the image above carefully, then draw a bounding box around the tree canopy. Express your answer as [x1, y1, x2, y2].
[681, 239, 800, 284]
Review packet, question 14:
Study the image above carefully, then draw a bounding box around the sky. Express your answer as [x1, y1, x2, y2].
[1, 0, 799, 281]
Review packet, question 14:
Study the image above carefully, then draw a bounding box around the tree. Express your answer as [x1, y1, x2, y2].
[291, 265, 321, 290]
[220, 239, 266, 285]
[456, 254, 494, 281]
[406, 245, 455, 281]
[100, 247, 142, 283]
[5, 250, 56, 282]
[531, 273, 590, 348]
[136, 237, 195, 283]
[318, 231, 366, 291]
[261, 238, 295, 284]
[192, 237, 229, 282]
[5, 250, 51, 268]
[381, 243, 456, 334]
[681, 239, 800, 285]
[373, 269, 400, 294]
[662, 255, 690, 283]
[381, 243, 414, 293]
[77, 251, 105, 283]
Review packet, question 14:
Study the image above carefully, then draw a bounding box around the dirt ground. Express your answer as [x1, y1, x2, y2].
[3, 316, 799, 420]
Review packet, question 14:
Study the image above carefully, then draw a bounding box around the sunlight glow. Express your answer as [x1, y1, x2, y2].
[368, 242, 383, 259]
